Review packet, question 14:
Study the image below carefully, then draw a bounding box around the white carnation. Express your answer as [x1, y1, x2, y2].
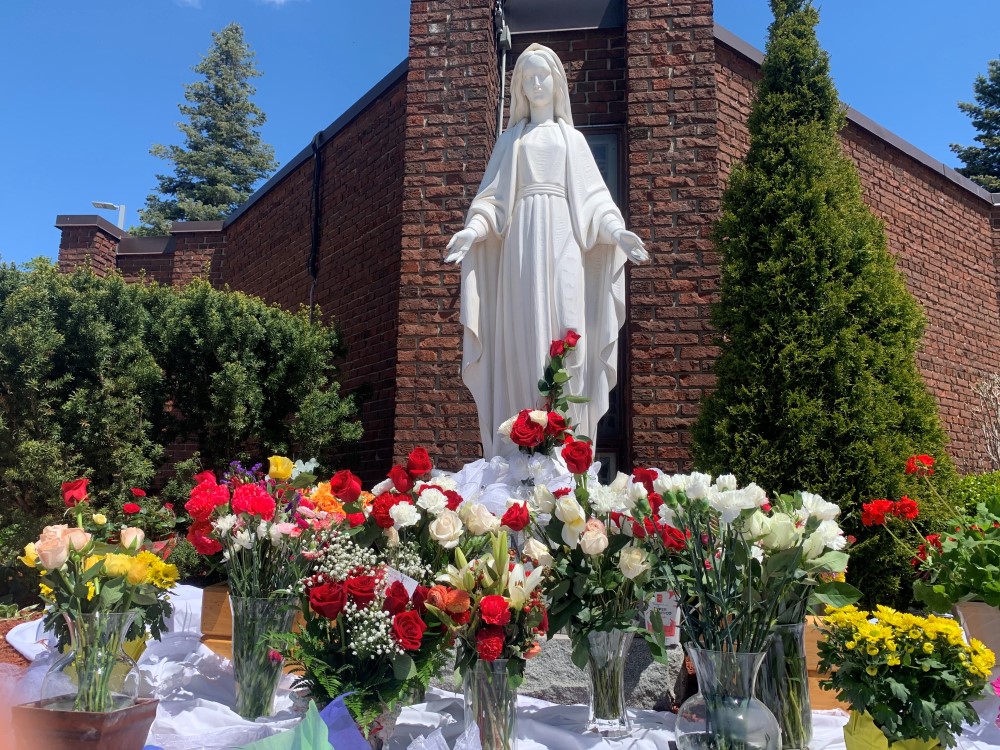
[389, 502, 421, 529]
[714, 474, 738, 492]
[417, 488, 448, 516]
[590, 483, 626, 515]
[803, 519, 847, 561]
[214, 514, 238, 534]
[709, 488, 758, 525]
[799, 491, 840, 522]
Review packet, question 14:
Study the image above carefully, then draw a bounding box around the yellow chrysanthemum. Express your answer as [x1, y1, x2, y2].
[886, 654, 901, 666]
[866, 665, 878, 676]
[147, 560, 179, 590]
[38, 582, 54, 599]
[922, 642, 934, 654]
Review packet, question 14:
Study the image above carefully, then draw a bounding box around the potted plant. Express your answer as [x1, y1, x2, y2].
[817, 604, 995, 749]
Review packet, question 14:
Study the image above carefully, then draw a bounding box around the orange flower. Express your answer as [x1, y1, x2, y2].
[310, 482, 345, 518]
[426, 585, 471, 615]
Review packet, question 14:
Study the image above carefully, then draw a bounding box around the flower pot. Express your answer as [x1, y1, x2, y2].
[464, 658, 518, 750]
[954, 602, 1000, 681]
[584, 628, 634, 738]
[12, 696, 158, 750]
[843, 710, 941, 750]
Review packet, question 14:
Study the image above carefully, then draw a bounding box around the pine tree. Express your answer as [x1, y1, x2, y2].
[136, 23, 277, 235]
[691, 0, 952, 607]
[951, 58, 1000, 192]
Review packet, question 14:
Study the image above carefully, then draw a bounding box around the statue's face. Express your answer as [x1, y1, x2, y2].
[521, 55, 554, 109]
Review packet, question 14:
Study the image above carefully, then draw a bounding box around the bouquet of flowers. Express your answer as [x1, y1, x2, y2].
[275, 529, 448, 743]
[817, 605, 995, 748]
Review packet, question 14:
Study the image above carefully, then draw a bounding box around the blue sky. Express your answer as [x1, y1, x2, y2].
[1, 1, 998, 265]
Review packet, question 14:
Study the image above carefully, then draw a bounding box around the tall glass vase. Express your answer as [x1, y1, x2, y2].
[759, 622, 812, 750]
[464, 658, 517, 750]
[675, 645, 780, 750]
[585, 628, 634, 738]
[39, 610, 141, 712]
[230, 595, 298, 719]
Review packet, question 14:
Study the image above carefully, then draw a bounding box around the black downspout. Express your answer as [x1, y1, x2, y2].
[307, 131, 324, 324]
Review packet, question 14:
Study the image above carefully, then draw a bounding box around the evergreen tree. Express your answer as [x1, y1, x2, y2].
[691, 0, 952, 607]
[951, 57, 1000, 192]
[136, 23, 277, 235]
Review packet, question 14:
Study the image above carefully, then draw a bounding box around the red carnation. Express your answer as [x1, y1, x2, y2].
[123, 502, 141, 515]
[545, 412, 568, 437]
[632, 467, 657, 495]
[309, 581, 347, 620]
[389, 465, 414, 494]
[861, 499, 895, 527]
[330, 470, 363, 504]
[193, 471, 217, 485]
[371, 492, 399, 529]
[501, 502, 530, 532]
[187, 520, 222, 556]
[345, 575, 376, 608]
[509, 410, 544, 448]
[631, 517, 658, 539]
[383, 580, 411, 616]
[186, 480, 230, 522]
[61, 478, 89, 508]
[905, 454, 935, 476]
[564, 330, 581, 348]
[231, 483, 275, 521]
[892, 496, 920, 521]
[346, 512, 367, 528]
[562, 439, 593, 475]
[406, 447, 433, 479]
[392, 610, 427, 651]
[549, 339, 566, 358]
[476, 626, 505, 662]
[478, 595, 511, 626]
[130, 487, 147, 498]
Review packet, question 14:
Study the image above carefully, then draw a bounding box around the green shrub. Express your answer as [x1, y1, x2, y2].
[950, 471, 1000, 513]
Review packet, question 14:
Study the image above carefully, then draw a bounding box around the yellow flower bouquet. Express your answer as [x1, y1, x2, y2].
[817, 605, 995, 749]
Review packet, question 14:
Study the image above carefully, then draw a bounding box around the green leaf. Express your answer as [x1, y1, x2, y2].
[571, 636, 590, 670]
[564, 395, 590, 404]
[393, 653, 416, 681]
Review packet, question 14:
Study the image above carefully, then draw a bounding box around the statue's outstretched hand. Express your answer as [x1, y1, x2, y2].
[445, 228, 478, 264]
[615, 230, 649, 264]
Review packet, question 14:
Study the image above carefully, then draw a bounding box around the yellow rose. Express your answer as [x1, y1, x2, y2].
[103, 553, 131, 578]
[126, 557, 150, 585]
[92, 513, 107, 526]
[268, 455, 294, 481]
[18, 543, 38, 568]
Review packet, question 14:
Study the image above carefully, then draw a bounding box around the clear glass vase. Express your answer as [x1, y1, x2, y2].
[464, 658, 517, 750]
[675, 645, 781, 750]
[362, 702, 403, 750]
[229, 595, 298, 719]
[585, 628, 634, 738]
[759, 622, 812, 750]
[39, 610, 141, 712]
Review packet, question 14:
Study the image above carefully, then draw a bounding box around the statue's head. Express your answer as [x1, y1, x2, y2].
[509, 43, 574, 127]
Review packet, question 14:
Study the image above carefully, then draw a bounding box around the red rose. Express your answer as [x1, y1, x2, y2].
[123, 503, 141, 515]
[345, 575, 376, 608]
[905, 454, 935, 476]
[562, 439, 593, 475]
[389, 465, 414, 494]
[478, 595, 511, 626]
[549, 339, 565, 358]
[406, 447, 433, 479]
[501, 502, 530, 532]
[383, 580, 411, 616]
[632, 467, 657, 495]
[346, 512, 366, 528]
[631, 517, 658, 539]
[330, 470, 363, 504]
[660, 525, 688, 552]
[509, 410, 544, 448]
[309, 581, 347, 620]
[892, 496, 919, 521]
[476, 626, 505, 662]
[545, 412, 568, 437]
[193, 471, 217, 485]
[412, 585, 429, 615]
[61, 478, 89, 508]
[444, 490, 464, 511]
[371, 492, 399, 529]
[130, 487, 147, 498]
[392, 610, 427, 651]
[564, 330, 581, 348]
[861, 499, 895, 527]
[187, 520, 222, 555]
[553, 488, 573, 498]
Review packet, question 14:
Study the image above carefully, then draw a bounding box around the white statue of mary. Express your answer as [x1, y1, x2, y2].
[446, 43, 648, 460]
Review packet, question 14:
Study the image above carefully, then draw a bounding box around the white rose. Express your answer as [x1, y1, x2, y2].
[803, 519, 847, 560]
[744, 509, 771, 541]
[498, 415, 516, 438]
[461, 503, 501, 536]
[390, 502, 421, 529]
[371, 477, 394, 496]
[715, 474, 738, 491]
[417, 488, 449, 516]
[384, 526, 400, 547]
[528, 410, 548, 427]
[523, 537, 553, 567]
[530, 485, 556, 515]
[799, 491, 840, 522]
[428, 510, 464, 549]
[760, 513, 801, 550]
[618, 546, 649, 580]
[554, 495, 587, 548]
[579, 519, 609, 556]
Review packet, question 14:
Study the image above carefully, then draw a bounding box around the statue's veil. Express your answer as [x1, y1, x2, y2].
[507, 43, 574, 128]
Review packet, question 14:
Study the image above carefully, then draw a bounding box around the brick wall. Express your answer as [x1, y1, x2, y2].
[395, 0, 500, 470]
[715, 40, 1000, 473]
[223, 77, 408, 481]
[56, 217, 122, 277]
[117, 253, 175, 284]
[626, 0, 721, 472]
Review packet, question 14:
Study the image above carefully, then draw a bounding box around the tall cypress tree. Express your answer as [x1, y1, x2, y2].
[951, 57, 1000, 191]
[136, 23, 277, 235]
[691, 0, 951, 606]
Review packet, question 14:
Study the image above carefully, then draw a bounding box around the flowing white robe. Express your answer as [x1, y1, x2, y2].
[460, 119, 628, 458]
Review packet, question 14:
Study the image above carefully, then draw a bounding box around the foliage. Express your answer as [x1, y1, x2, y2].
[690, 0, 951, 609]
[951, 57, 1000, 192]
[136, 23, 277, 234]
[817, 605, 995, 747]
[951, 470, 1000, 512]
[0, 262, 360, 571]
